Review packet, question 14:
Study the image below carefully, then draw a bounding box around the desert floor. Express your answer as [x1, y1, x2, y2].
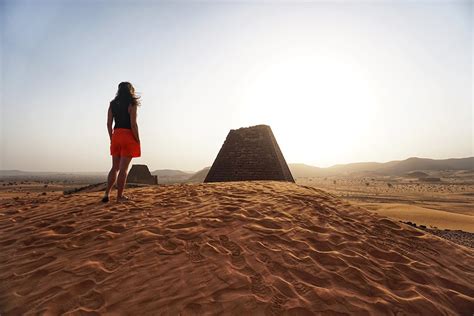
[297, 174, 474, 233]
[1, 181, 473, 315]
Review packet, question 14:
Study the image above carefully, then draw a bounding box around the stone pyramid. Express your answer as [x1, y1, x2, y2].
[127, 164, 158, 185]
[204, 125, 294, 183]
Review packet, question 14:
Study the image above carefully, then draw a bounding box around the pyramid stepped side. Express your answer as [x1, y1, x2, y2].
[127, 164, 158, 185]
[205, 125, 294, 182]
[266, 126, 294, 182]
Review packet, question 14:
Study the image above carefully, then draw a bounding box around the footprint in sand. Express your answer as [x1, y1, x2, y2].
[257, 256, 313, 298]
[281, 252, 304, 266]
[218, 235, 242, 256]
[261, 256, 293, 280]
[218, 235, 246, 267]
[134, 230, 161, 244]
[185, 239, 205, 263]
[267, 293, 288, 315]
[69, 279, 96, 295]
[160, 237, 180, 251]
[69, 263, 110, 283]
[125, 244, 141, 258]
[92, 253, 120, 271]
[71, 230, 103, 247]
[53, 292, 80, 314]
[256, 253, 272, 265]
[249, 272, 272, 299]
[78, 290, 105, 310]
[292, 280, 312, 296]
[156, 241, 182, 255]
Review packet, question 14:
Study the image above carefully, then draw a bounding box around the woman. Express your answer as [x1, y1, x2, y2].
[102, 82, 141, 203]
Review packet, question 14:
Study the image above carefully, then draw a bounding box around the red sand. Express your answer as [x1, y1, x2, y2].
[1, 181, 473, 314]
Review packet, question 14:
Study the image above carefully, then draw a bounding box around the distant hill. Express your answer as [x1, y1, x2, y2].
[0, 170, 28, 176]
[0, 170, 57, 176]
[150, 169, 193, 184]
[2, 157, 472, 183]
[326, 162, 385, 175]
[151, 169, 192, 177]
[187, 167, 211, 183]
[0, 170, 106, 183]
[0, 170, 107, 177]
[290, 157, 474, 178]
[377, 157, 474, 174]
[287, 164, 328, 178]
[287, 163, 386, 178]
[180, 157, 473, 182]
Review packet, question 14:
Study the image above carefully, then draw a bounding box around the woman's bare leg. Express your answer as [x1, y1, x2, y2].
[103, 156, 120, 201]
[117, 156, 132, 200]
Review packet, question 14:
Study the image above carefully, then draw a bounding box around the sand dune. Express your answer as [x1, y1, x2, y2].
[1, 181, 473, 315]
[364, 203, 474, 232]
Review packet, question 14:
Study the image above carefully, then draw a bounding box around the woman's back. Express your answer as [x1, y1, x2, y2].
[104, 81, 141, 203]
[111, 100, 131, 129]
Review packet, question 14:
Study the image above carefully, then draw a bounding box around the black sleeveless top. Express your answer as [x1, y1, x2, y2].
[111, 100, 131, 129]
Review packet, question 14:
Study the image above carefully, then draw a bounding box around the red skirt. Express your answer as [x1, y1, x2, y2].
[110, 128, 141, 157]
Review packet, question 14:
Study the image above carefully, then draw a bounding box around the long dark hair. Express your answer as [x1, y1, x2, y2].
[112, 82, 141, 107]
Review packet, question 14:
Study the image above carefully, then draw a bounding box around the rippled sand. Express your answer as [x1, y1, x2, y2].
[1, 181, 473, 315]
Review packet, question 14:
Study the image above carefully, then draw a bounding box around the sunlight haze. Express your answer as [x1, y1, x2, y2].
[1, 0, 472, 172]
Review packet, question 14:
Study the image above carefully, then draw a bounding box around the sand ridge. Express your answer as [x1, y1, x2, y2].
[366, 203, 474, 232]
[1, 181, 473, 315]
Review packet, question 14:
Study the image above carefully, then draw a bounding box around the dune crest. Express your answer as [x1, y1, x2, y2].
[1, 181, 473, 314]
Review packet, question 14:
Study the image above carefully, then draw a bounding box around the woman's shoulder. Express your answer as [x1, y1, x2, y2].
[110, 99, 125, 109]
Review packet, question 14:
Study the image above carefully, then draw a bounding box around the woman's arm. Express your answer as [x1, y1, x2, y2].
[129, 105, 140, 143]
[107, 105, 113, 142]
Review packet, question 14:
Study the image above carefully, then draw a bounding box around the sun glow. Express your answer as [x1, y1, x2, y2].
[238, 53, 378, 166]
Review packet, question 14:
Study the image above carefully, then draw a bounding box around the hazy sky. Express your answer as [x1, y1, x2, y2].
[1, 0, 472, 172]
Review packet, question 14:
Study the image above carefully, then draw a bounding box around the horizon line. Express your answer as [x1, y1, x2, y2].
[1, 155, 473, 174]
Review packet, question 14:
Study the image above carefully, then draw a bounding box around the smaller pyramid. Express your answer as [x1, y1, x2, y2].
[127, 164, 158, 185]
[204, 125, 294, 183]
